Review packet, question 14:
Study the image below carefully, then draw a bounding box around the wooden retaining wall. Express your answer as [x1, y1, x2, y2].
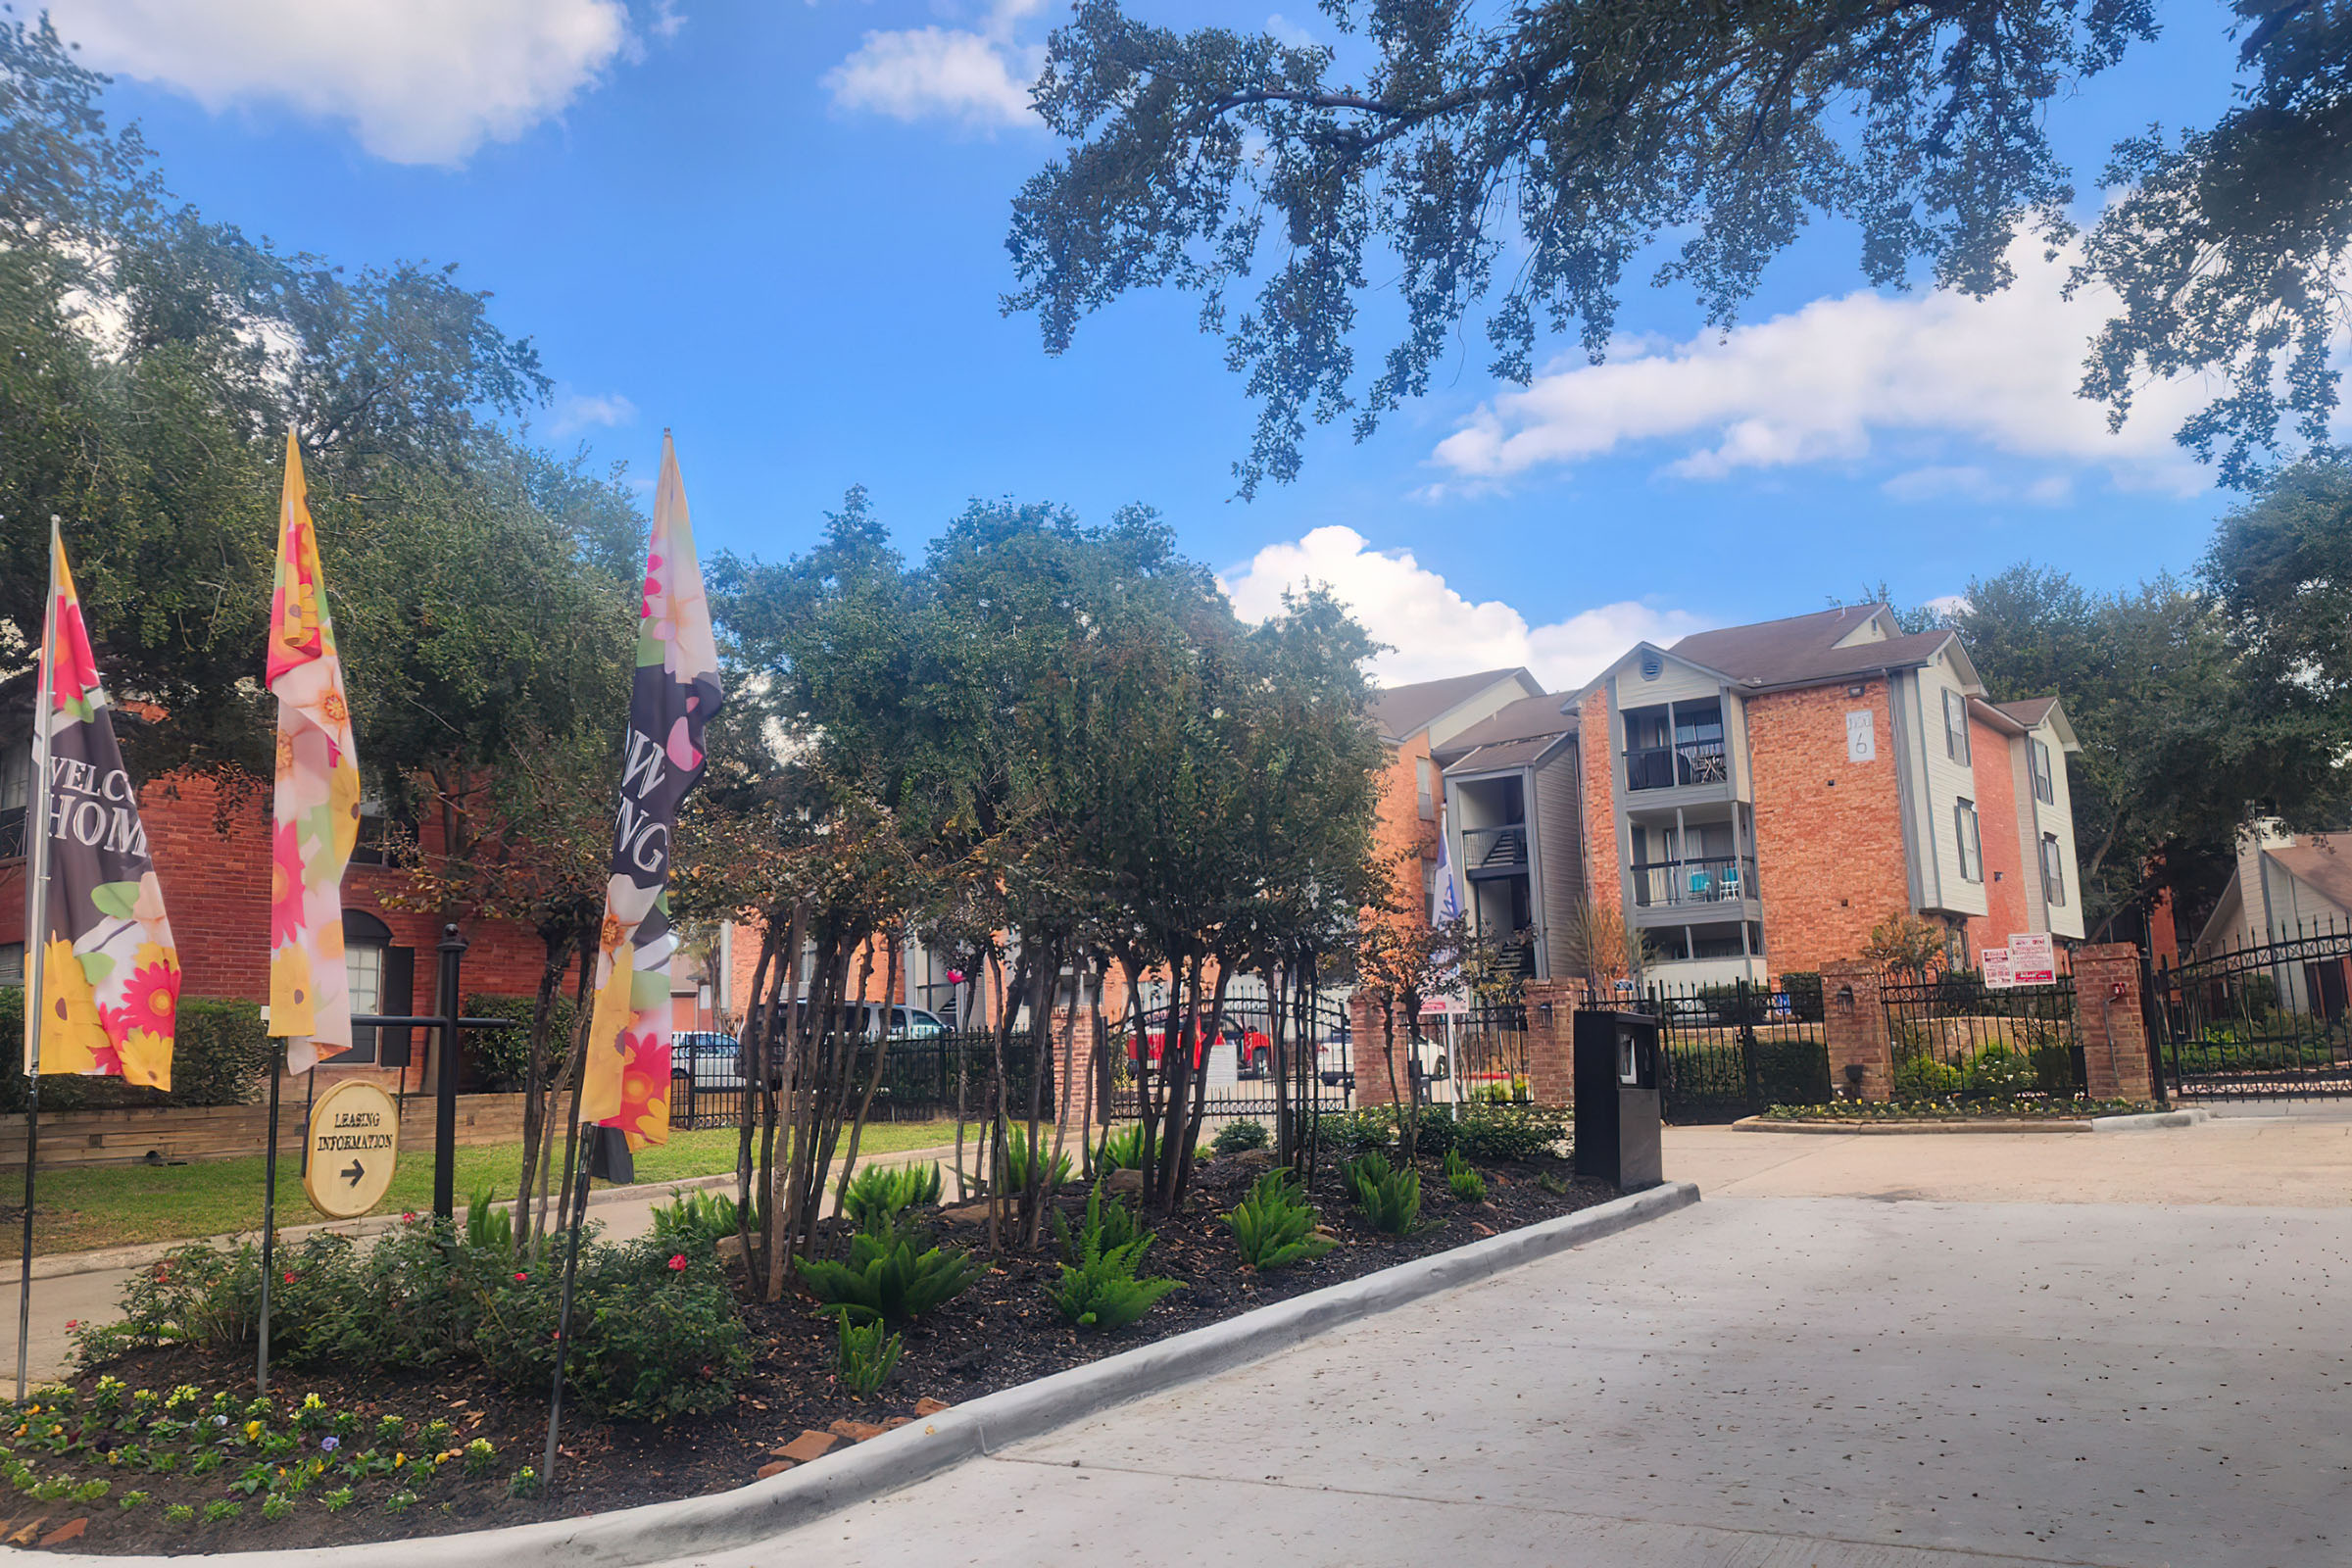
[0, 1090, 532, 1169]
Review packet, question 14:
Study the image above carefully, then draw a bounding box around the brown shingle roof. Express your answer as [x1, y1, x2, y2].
[1366, 667, 1531, 742]
[1665, 606, 1886, 683]
[2271, 840, 2352, 914]
[1994, 696, 2060, 728]
[1430, 692, 1575, 762]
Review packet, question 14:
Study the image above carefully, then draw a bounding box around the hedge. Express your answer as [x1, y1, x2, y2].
[0, 989, 272, 1112]
[463, 992, 581, 1093]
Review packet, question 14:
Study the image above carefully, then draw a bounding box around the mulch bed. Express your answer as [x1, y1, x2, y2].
[16, 1152, 1614, 1555]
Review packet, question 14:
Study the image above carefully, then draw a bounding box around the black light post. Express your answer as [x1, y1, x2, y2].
[433, 923, 469, 1221]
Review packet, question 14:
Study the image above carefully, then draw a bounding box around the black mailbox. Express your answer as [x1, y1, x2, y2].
[1573, 1009, 1663, 1192]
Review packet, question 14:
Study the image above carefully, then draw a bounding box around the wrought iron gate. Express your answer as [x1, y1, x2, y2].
[1647, 977, 1832, 1123]
[2150, 924, 2352, 1102]
[1879, 967, 2083, 1102]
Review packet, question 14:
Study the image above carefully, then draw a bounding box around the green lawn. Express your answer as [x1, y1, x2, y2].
[13, 1119, 962, 1257]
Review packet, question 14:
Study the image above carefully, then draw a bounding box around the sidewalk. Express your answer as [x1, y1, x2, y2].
[1, 1143, 956, 1388]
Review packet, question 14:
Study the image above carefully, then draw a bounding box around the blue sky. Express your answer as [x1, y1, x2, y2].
[44, 0, 2271, 689]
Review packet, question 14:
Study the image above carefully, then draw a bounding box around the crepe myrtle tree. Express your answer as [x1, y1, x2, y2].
[1008, 0, 2348, 495]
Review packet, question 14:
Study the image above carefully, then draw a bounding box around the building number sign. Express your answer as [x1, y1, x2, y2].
[1845, 710, 1875, 763]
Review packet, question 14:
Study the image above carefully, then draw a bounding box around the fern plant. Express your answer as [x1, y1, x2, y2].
[464, 1183, 513, 1252]
[833, 1314, 903, 1398]
[1444, 1149, 1488, 1203]
[1225, 1170, 1334, 1270]
[1092, 1124, 1147, 1171]
[651, 1189, 742, 1249]
[841, 1162, 943, 1232]
[1344, 1152, 1424, 1236]
[1049, 1216, 1181, 1332]
[798, 1215, 984, 1325]
[1000, 1124, 1073, 1193]
[1052, 1180, 1146, 1264]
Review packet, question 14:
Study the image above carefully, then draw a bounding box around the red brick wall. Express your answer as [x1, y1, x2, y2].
[1577, 688, 1621, 915]
[1373, 732, 1439, 924]
[2, 768, 573, 1012]
[1968, 715, 2030, 955]
[1746, 680, 1911, 974]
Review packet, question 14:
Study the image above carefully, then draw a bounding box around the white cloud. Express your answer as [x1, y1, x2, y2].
[549, 390, 638, 436]
[44, 0, 632, 165]
[1433, 238, 2216, 498]
[649, 0, 687, 41]
[1879, 465, 2073, 506]
[824, 0, 1043, 129]
[1221, 524, 1709, 690]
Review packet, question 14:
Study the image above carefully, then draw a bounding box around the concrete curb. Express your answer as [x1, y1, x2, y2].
[2090, 1108, 2211, 1132]
[42, 1180, 1700, 1568]
[27, 1145, 962, 1283]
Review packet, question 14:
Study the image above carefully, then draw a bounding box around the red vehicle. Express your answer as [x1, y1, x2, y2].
[1124, 1009, 1272, 1075]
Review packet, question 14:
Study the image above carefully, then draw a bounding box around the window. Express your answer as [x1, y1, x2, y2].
[1422, 858, 1438, 923]
[1942, 689, 1971, 764]
[2030, 738, 2055, 805]
[1954, 799, 1982, 882]
[0, 739, 26, 860]
[0, 942, 22, 987]
[2041, 833, 2067, 906]
[1415, 757, 1436, 820]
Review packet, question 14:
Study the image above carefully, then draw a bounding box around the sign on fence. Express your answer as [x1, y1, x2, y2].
[2008, 932, 2056, 985]
[1981, 948, 2016, 989]
[303, 1079, 399, 1219]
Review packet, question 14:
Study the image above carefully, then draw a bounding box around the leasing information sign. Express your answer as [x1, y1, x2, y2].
[2008, 932, 2057, 986]
[303, 1079, 399, 1219]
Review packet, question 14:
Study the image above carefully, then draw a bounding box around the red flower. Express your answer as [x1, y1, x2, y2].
[283, 1272, 296, 1284]
[402, 1212, 416, 1223]
[513, 1272, 527, 1284]
[666, 1254, 686, 1272]
[64, 1320, 77, 1331]
[269, 821, 308, 949]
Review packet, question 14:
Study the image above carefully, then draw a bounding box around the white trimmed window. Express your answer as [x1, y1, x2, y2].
[1942, 689, 1971, 764]
[2041, 833, 2067, 906]
[1415, 757, 1436, 820]
[2030, 738, 2055, 805]
[1955, 799, 1983, 882]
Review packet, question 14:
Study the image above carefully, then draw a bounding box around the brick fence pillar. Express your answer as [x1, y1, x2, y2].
[2070, 944, 2154, 1103]
[1522, 980, 1578, 1107]
[1048, 1008, 1097, 1125]
[1348, 990, 1403, 1108]
[1821, 960, 1892, 1101]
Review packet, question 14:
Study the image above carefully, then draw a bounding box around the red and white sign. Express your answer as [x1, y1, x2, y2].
[2008, 932, 2056, 985]
[1981, 948, 2016, 989]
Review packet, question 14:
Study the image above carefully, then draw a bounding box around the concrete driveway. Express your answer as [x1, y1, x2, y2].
[661, 1122, 2351, 1568]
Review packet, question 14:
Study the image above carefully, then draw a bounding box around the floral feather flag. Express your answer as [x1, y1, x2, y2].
[266, 432, 365, 1072]
[580, 432, 724, 1152]
[28, 520, 182, 1090]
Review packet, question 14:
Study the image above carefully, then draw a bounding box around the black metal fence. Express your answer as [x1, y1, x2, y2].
[2150, 923, 2352, 1102]
[1104, 994, 1354, 1125]
[1880, 964, 2083, 1102]
[1623, 976, 1831, 1122]
[667, 1030, 1049, 1132]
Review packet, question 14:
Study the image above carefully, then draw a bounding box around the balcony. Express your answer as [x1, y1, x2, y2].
[1460, 822, 1529, 879]
[1630, 855, 1758, 909]
[1624, 739, 1729, 792]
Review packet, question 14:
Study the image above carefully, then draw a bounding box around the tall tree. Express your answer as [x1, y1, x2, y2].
[1008, 1, 2342, 494]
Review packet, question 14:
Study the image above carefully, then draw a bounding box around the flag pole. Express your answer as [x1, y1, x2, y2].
[16, 522, 61, 1403]
[541, 1112, 592, 1479]
[256, 1039, 282, 1394]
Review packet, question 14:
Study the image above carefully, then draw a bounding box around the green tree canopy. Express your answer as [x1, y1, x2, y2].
[1009, 0, 2345, 494]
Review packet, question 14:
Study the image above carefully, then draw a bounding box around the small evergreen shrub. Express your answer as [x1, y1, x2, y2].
[650, 1189, 743, 1250]
[833, 1315, 904, 1398]
[464, 1183, 514, 1253]
[797, 1215, 984, 1326]
[840, 1162, 942, 1232]
[1000, 1124, 1073, 1193]
[1211, 1119, 1271, 1157]
[1444, 1149, 1487, 1202]
[1052, 1181, 1146, 1265]
[1049, 1211, 1180, 1332]
[1225, 1170, 1333, 1270]
[1091, 1124, 1148, 1171]
[1343, 1152, 1424, 1236]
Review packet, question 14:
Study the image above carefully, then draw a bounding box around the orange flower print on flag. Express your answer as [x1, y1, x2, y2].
[266, 433, 364, 1071]
[28, 522, 181, 1092]
[579, 434, 724, 1155]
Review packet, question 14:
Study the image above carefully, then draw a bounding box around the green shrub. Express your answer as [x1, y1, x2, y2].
[1048, 1207, 1179, 1332]
[1444, 1149, 1487, 1202]
[1777, 972, 1826, 1022]
[1000, 1124, 1073, 1194]
[322, 1487, 354, 1511]
[1052, 1180, 1146, 1265]
[463, 993, 582, 1094]
[1535, 1170, 1570, 1196]
[474, 1237, 750, 1422]
[1313, 1108, 1395, 1157]
[651, 1189, 743, 1250]
[833, 1314, 903, 1398]
[1964, 1044, 2039, 1095]
[797, 1215, 984, 1325]
[840, 1162, 942, 1231]
[508, 1466, 541, 1498]
[0, 991, 271, 1110]
[164, 1503, 196, 1525]
[1890, 1054, 1962, 1101]
[262, 1493, 294, 1522]
[1210, 1119, 1270, 1157]
[1448, 1105, 1570, 1162]
[1225, 1170, 1333, 1270]
[1091, 1124, 1148, 1171]
[1343, 1153, 1424, 1236]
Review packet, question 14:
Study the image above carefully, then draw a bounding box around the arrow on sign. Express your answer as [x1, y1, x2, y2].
[341, 1160, 366, 1188]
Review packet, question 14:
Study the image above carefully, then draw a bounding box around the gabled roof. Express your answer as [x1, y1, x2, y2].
[1994, 696, 2060, 728]
[1972, 694, 2081, 752]
[1366, 667, 1540, 744]
[1443, 733, 1574, 776]
[1429, 692, 1575, 764]
[2270, 840, 2352, 914]
[1667, 605, 1889, 680]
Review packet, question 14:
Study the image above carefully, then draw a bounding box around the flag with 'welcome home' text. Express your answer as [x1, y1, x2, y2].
[29, 520, 182, 1090]
[579, 432, 724, 1151]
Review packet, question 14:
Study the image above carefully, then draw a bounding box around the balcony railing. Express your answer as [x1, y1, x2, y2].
[1631, 855, 1758, 908]
[1460, 822, 1528, 877]
[1624, 738, 1729, 791]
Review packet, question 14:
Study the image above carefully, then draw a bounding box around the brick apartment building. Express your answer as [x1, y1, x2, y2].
[1, 748, 573, 1080]
[1386, 605, 2087, 987]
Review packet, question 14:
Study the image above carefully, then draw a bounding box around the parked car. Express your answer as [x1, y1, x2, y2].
[1124, 1008, 1263, 1075]
[1315, 1015, 1448, 1088]
[670, 1031, 742, 1090]
[731, 1003, 952, 1086]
